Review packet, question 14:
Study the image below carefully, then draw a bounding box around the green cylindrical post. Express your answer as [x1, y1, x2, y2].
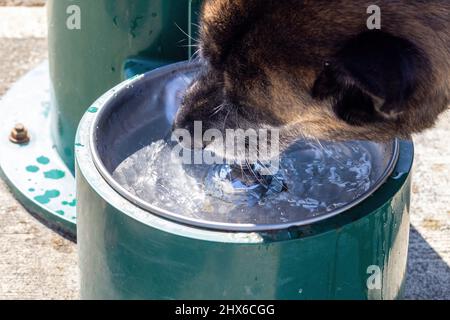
[48, 0, 200, 172]
[76, 136, 412, 299]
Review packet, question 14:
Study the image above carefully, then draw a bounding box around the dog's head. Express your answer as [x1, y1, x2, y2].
[174, 0, 449, 157]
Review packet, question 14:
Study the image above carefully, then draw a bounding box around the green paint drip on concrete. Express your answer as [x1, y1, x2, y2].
[56, 210, 65, 216]
[62, 199, 77, 207]
[87, 107, 98, 113]
[28, 188, 35, 192]
[26, 165, 40, 173]
[37, 156, 50, 165]
[34, 190, 60, 205]
[44, 169, 66, 180]
[75, 143, 85, 147]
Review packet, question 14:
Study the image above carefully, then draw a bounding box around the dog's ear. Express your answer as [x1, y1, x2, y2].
[313, 31, 428, 124]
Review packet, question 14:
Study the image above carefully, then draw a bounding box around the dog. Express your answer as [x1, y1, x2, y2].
[174, 0, 449, 157]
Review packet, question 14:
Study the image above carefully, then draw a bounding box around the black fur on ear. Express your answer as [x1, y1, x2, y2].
[312, 63, 385, 126]
[313, 30, 429, 124]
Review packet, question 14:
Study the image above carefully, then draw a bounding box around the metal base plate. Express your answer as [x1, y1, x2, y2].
[0, 61, 76, 237]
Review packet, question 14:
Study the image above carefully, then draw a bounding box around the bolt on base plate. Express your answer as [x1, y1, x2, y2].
[9, 123, 31, 144]
[0, 61, 76, 238]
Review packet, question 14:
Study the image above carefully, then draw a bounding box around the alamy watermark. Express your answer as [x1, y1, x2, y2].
[66, 3, 81, 30]
[367, 5, 382, 30]
[64, 4, 381, 31]
[367, 265, 382, 290]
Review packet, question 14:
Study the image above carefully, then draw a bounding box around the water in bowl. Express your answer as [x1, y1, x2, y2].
[112, 138, 376, 226]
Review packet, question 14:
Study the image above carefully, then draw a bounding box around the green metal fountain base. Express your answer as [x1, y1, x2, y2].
[0, 61, 76, 237]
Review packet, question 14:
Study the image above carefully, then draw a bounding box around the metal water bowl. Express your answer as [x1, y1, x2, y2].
[76, 62, 414, 300]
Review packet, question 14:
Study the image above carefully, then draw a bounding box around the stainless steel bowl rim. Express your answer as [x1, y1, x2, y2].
[90, 62, 400, 232]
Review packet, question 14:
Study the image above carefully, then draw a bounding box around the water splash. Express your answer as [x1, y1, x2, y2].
[113, 139, 375, 225]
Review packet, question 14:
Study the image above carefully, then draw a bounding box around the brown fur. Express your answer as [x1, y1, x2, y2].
[174, 0, 450, 150]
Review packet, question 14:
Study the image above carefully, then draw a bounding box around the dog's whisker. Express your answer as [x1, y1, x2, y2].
[255, 159, 285, 190]
[210, 103, 225, 117]
[243, 159, 269, 188]
[222, 106, 234, 132]
[175, 22, 196, 42]
[189, 49, 202, 63]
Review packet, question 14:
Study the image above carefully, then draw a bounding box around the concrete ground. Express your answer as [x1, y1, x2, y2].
[0, 6, 78, 300]
[0, 6, 448, 300]
[0, 0, 45, 6]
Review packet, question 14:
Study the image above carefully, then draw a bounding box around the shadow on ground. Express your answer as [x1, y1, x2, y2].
[405, 226, 450, 299]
